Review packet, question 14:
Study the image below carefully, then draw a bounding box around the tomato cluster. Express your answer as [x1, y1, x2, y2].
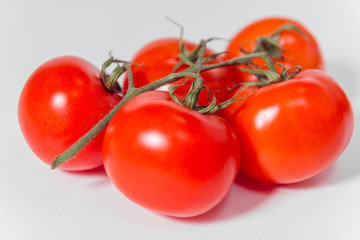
[18, 17, 354, 218]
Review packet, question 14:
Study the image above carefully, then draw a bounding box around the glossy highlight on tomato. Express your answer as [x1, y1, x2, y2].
[102, 91, 240, 217]
[222, 70, 353, 184]
[18, 56, 121, 171]
[226, 17, 325, 82]
[123, 38, 237, 105]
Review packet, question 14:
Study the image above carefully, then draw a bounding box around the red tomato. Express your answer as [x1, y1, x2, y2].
[221, 70, 354, 184]
[123, 38, 236, 105]
[18, 56, 121, 171]
[226, 17, 325, 82]
[102, 91, 240, 217]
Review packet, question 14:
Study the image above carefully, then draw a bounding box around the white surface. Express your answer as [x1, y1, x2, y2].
[1, 0, 360, 239]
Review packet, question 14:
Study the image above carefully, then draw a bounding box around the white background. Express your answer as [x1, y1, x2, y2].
[1, 0, 360, 239]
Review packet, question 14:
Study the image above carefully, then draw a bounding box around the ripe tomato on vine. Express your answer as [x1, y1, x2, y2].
[18, 56, 122, 171]
[222, 69, 353, 184]
[102, 91, 241, 217]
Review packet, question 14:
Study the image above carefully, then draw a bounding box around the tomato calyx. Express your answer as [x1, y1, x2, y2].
[239, 62, 302, 87]
[175, 40, 228, 73]
[100, 54, 143, 93]
[169, 18, 227, 74]
[242, 23, 306, 60]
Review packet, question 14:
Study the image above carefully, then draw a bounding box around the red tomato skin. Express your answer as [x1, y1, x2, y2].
[102, 91, 240, 217]
[226, 17, 325, 82]
[18, 56, 121, 171]
[222, 70, 353, 184]
[123, 38, 237, 105]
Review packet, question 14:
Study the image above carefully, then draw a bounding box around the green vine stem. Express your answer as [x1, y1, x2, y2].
[51, 45, 288, 169]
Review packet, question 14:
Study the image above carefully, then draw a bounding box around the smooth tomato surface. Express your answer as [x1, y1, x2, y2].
[222, 70, 353, 184]
[102, 91, 240, 217]
[123, 38, 237, 105]
[18, 56, 121, 171]
[226, 17, 325, 82]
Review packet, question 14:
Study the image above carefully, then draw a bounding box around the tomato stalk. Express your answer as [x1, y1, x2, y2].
[51, 41, 300, 169]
